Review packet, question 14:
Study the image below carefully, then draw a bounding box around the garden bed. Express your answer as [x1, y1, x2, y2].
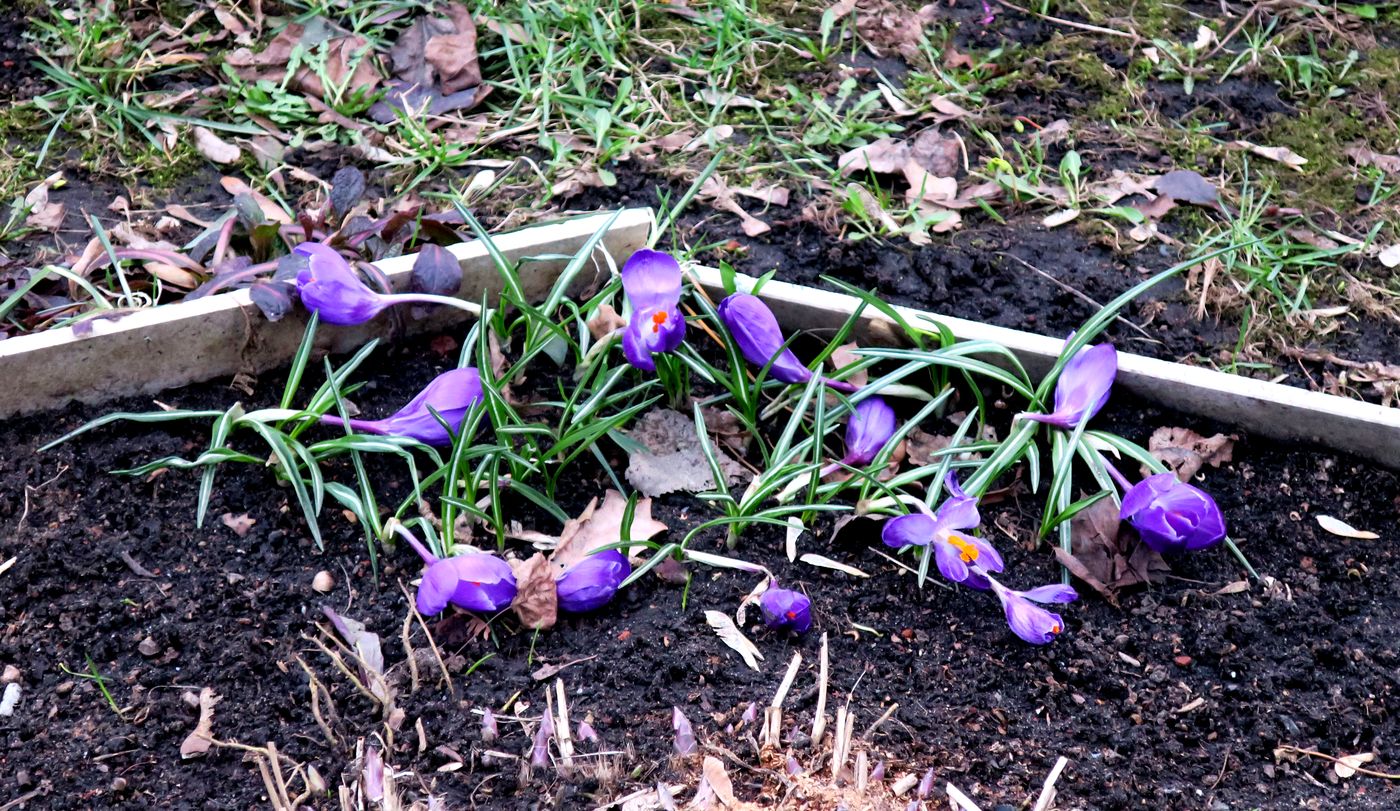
[1, 254, 1396, 810]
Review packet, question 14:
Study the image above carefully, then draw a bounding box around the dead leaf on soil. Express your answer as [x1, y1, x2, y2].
[191, 126, 241, 164]
[549, 490, 668, 570]
[1335, 752, 1376, 779]
[220, 512, 257, 537]
[1233, 140, 1308, 171]
[220, 176, 291, 223]
[1147, 427, 1235, 481]
[1315, 515, 1379, 540]
[844, 0, 939, 60]
[839, 137, 909, 175]
[587, 303, 626, 340]
[510, 553, 558, 630]
[23, 172, 66, 233]
[700, 176, 773, 236]
[909, 129, 960, 177]
[371, 3, 488, 122]
[226, 23, 380, 104]
[180, 687, 220, 759]
[1344, 145, 1400, 175]
[704, 610, 763, 670]
[1377, 244, 1400, 268]
[1066, 495, 1168, 597]
[625, 408, 744, 497]
[702, 756, 738, 806]
[1152, 169, 1219, 207]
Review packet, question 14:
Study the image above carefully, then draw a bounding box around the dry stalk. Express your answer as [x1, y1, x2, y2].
[400, 611, 420, 693]
[294, 656, 340, 746]
[810, 633, 829, 745]
[1032, 756, 1070, 811]
[399, 581, 455, 696]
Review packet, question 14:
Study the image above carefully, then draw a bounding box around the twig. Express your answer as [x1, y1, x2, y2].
[1274, 746, 1400, 780]
[399, 581, 455, 696]
[1032, 756, 1069, 811]
[994, 0, 1140, 41]
[1000, 253, 1155, 342]
[810, 633, 829, 744]
[764, 652, 802, 746]
[947, 781, 986, 811]
[861, 702, 898, 741]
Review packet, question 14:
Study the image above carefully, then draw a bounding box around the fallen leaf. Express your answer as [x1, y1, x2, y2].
[423, 4, 481, 93]
[786, 517, 803, 562]
[220, 176, 291, 223]
[704, 610, 763, 670]
[22, 172, 66, 232]
[1152, 169, 1219, 206]
[180, 688, 220, 759]
[191, 126, 241, 164]
[550, 490, 668, 570]
[839, 137, 909, 175]
[220, 512, 256, 537]
[1344, 145, 1400, 175]
[587, 303, 626, 340]
[1147, 427, 1235, 481]
[1315, 515, 1379, 540]
[904, 427, 951, 466]
[1378, 244, 1400, 268]
[1068, 495, 1167, 595]
[226, 24, 380, 103]
[799, 553, 869, 578]
[1335, 752, 1375, 779]
[510, 553, 558, 630]
[321, 607, 389, 701]
[625, 408, 743, 497]
[1042, 208, 1080, 228]
[702, 756, 738, 806]
[1233, 140, 1308, 171]
[909, 128, 960, 177]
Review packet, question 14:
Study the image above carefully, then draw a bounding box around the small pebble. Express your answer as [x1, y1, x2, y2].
[312, 571, 335, 593]
[1, 665, 19, 683]
[110, 777, 127, 792]
[182, 691, 201, 709]
[138, 637, 160, 657]
[1174, 655, 1192, 667]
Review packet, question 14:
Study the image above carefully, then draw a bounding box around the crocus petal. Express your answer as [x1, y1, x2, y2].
[1052, 343, 1117, 422]
[931, 474, 980, 532]
[718, 293, 813, 385]
[759, 587, 812, 633]
[1120, 472, 1175, 517]
[1121, 472, 1226, 554]
[442, 553, 517, 612]
[948, 533, 1003, 574]
[932, 539, 971, 584]
[556, 550, 631, 613]
[1001, 592, 1064, 645]
[344, 368, 483, 446]
[621, 322, 656, 371]
[293, 242, 388, 326]
[1019, 583, 1080, 604]
[842, 396, 898, 466]
[415, 559, 459, 616]
[881, 513, 937, 549]
[621, 249, 683, 312]
[643, 309, 687, 354]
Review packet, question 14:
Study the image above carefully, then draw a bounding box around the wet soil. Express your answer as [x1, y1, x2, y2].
[1, 332, 1397, 809]
[0, 6, 44, 103]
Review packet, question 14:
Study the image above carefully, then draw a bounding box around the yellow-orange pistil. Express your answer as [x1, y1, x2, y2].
[651, 310, 668, 333]
[946, 534, 980, 563]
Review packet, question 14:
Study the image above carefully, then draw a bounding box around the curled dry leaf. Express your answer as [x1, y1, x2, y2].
[1335, 752, 1375, 779]
[1344, 145, 1400, 175]
[1152, 169, 1219, 207]
[191, 126, 241, 165]
[704, 610, 763, 671]
[799, 553, 868, 578]
[510, 553, 559, 630]
[587, 303, 626, 340]
[701, 756, 738, 806]
[549, 490, 668, 570]
[180, 687, 221, 758]
[1315, 515, 1379, 540]
[1233, 140, 1308, 171]
[1068, 495, 1168, 597]
[1147, 427, 1235, 482]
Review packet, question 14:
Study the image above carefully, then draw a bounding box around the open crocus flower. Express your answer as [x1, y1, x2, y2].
[620, 249, 687, 371]
[294, 242, 478, 326]
[987, 577, 1077, 645]
[400, 531, 517, 616]
[759, 585, 812, 633]
[881, 473, 1003, 589]
[1020, 342, 1117, 429]
[319, 368, 482, 446]
[717, 293, 857, 392]
[1120, 472, 1226, 554]
[841, 396, 897, 466]
[555, 549, 631, 613]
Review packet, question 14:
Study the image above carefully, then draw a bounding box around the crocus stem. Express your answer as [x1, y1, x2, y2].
[1098, 453, 1134, 492]
[388, 521, 438, 564]
[381, 293, 482, 316]
[317, 414, 384, 435]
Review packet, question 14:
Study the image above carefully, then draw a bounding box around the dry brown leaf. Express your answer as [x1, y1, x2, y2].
[1152, 169, 1219, 206]
[1335, 752, 1375, 779]
[930, 95, 972, 124]
[587, 303, 626, 340]
[703, 610, 762, 670]
[220, 176, 291, 223]
[220, 512, 256, 538]
[702, 756, 738, 806]
[180, 688, 220, 759]
[904, 427, 951, 466]
[423, 4, 481, 93]
[827, 342, 869, 389]
[1345, 145, 1400, 175]
[227, 25, 380, 102]
[510, 553, 558, 630]
[909, 128, 960, 177]
[1147, 427, 1235, 481]
[550, 491, 668, 570]
[1233, 140, 1308, 171]
[1068, 495, 1168, 595]
[23, 172, 66, 233]
[625, 408, 742, 497]
[838, 137, 909, 175]
[191, 126, 241, 164]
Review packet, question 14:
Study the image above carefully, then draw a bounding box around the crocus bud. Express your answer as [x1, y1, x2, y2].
[988, 576, 1076, 645]
[555, 549, 631, 613]
[1120, 472, 1226, 554]
[841, 396, 897, 466]
[758, 586, 812, 633]
[620, 249, 687, 371]
[320, 368, 482, 446]
[415, 551, 517, 616]
[672, 707, 697, 755]
[481, 707, 499, 742]
[717, 293, 856, 392]
[532, 712, 553, 768]
[1021, 342, 1117, 429]
[295, 243, 388, 325]
[576, 720, 599, 743]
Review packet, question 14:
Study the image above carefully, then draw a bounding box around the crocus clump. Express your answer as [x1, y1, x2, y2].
[319, 367, 482, 446]
[987, 578, 1078, 645]
[555, 549, 631, 613]
[1120, 472, 1226, 554]
[881, 473, 1003, 589]
[841, 396, 897, 467]
[759, 585, 812, 633]
[1020, 342, 1117, 429]
[718, 293, 856, 392]
[410, 545, 517, 616]
[620, 249, 687, 371]
[294, 242, 478, 326]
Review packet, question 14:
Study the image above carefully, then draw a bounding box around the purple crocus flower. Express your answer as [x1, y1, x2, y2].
[1021, 342, 1117, 429]
[294, 242, 477, 325]
[841, 396, 898, 466]
[620, 249, 687, 372]
[398, 530, 516, 615]
[555, 549, 631, 613]
[319, 368, 482, 446]
[1120, 472, 1226, 554]
[881, 473, 1002, 589]
[717, 293, 857, 392]
[987, 577, 1077, 645]
[758, 585, 812, 633]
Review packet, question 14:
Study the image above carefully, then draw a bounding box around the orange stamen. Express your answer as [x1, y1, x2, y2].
[785, 610, 797, 620]
[1051, 624, 1061, 634]
[651, 310, 668, 333]
[947, 534, 980, 563]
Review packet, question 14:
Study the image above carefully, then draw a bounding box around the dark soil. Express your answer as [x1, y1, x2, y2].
[0, 6, 44, 103]
[2, 332, 1397, 809]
